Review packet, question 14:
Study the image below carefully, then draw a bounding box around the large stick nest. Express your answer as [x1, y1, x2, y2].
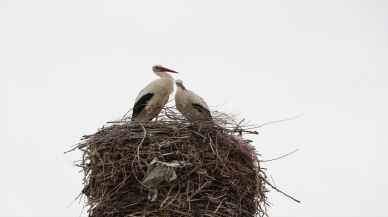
[75, 107, 269, 217]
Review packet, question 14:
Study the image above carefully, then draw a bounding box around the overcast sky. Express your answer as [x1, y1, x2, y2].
[1, 0, 387, 217]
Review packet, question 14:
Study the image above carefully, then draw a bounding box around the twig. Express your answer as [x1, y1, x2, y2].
[121, 108, 132, 121]
[136, 123, 147, 161]
[261, 149, 299, 163]
[189, 181, 212, 200]
[256, 114, 303, 129]
[64, 143, 86, 154]
[264, 179, 301, 203]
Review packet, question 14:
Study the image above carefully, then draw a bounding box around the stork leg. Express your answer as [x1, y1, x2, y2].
[154, 105, 165, 121]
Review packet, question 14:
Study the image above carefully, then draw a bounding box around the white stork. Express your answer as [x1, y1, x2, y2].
[175, 79, 212, 122]
[131, 65, 178, 122]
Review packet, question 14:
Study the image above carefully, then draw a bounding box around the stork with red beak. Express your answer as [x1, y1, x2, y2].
[131, 65, 178, 122]
[175, 79, 212, 122]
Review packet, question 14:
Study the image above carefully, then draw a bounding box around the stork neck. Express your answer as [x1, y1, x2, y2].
[155, 71, 173, 80]
[177, 83, 186, 90]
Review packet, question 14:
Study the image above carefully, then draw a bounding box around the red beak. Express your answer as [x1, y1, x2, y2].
[159, 66, 178, 73]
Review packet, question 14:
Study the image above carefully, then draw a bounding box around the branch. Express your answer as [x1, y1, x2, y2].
[264, 179, 301, 203]
[261, 149, 299, 162]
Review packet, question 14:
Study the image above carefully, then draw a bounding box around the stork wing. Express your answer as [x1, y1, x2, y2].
[192, 103, 212, 120]
[132, 93, 154, 120]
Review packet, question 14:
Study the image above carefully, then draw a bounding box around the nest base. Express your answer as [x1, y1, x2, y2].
[77, 109, 268, 217]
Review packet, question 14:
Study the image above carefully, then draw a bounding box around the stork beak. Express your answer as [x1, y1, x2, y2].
[160, 66, 178, 73]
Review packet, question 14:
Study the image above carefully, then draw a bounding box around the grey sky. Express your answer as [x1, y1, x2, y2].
[1, 0, 387, 217]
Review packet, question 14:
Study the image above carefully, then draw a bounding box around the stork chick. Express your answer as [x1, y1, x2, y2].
[175, 79, 212, 123]
[131, 65, 178, 122]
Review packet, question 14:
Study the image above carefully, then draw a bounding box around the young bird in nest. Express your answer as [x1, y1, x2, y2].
[175, 79, 213, 123]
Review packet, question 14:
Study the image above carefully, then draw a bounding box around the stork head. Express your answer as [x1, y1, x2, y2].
[175, 79, 186, 90]
[152, 65, 178, 79]
[152, 65, 178, 73]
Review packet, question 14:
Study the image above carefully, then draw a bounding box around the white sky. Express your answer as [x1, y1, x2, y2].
[1, 0, 387, 217]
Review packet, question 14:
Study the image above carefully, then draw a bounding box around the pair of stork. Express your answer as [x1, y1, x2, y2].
[131, 65, 212, 123]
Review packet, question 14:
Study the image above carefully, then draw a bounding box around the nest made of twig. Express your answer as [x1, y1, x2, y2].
[74, 107, 269, 217]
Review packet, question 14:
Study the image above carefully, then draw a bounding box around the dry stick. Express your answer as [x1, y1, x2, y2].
[213, 197, 226, 214]
[163, 186, 181, 209]
[256, 114, 304, 129]
[269, 175, 277, 188]
[107, 120, 126, 124]
[261, 149, 299, 163]
[121, 108, 132, 121]
[130, 123, 148, 189]
[254, 116, 302, 203]
[263, 179, 301, 203]
[64, 145, 80, 154]
[160, 185, 175, 208]
[64, 142, 86, 154]
[189, 180, 212, 200]
[231, 128, 259, 135]
[136, 123, 147, 161]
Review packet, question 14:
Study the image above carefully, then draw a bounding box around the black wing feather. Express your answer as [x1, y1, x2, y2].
[132, 93, 154, 120]
[192, 103, 212, 120]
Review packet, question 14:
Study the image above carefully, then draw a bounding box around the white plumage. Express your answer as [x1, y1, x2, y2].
[131, 65, 178, 122]
[175, 79, 212, 122]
